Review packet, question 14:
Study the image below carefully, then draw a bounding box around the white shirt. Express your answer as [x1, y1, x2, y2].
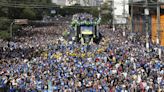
[160, 70, 164, 75]
[133, 63, 136, 70]
[142, 82, 147, 88]
[137, 75, 141, 83]
[112, 70, 117, 74]
[121, 89, 128, 92]
[115, 64, 120, 69]
[97, 73, 101, 79]
[122, 72, 127, 78]
[157, 77, 162, 84]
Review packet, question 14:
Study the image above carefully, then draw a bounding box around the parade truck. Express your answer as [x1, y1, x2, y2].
[68, 14, 102, 45]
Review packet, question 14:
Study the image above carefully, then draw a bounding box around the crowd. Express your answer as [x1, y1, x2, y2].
[0, 22, 163, 92]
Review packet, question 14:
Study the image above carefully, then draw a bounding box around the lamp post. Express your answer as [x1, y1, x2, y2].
[131, 0, 133, 35]
[145, 0, 149, 52]
[156, 0, 160, 45]
[122, 0, 126, 37]
[10, 21, 14, 38]
[98, 7, 101, 17]
[97, 6, 101, 38]
[9, 19, 28, 38]
[111, 0, 115, 31]
[157, 0, 161, 59]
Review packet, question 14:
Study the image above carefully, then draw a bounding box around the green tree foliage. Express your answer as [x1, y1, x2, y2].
[22, 7, 36, 19]
[0, 17, 11, 39]
[56, 4, 99, 17]
[0, 6, 8, 17]
[0, 0, 52, 38]
[0, 0, 8, 17]
[100, 2, 113, 24]
[0, 31, 10, 39]
[85, 7, 99, 17]
[0, 0, 52, 19]
[8, 8, 23, 19]
[0, 0, 7, 3]
[7, 0, 51, 4]
[0, 17, 10, 31]
[0, 0, 101, 38]
[39, 0, 52, 4]
[0, 0, 99, 19]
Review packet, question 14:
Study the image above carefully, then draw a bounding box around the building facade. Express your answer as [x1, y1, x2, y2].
[52, 0, 100, 6]
[52, 0, 66, 5]
[129, 0, 164, 46]
[114, 0, 129, 24]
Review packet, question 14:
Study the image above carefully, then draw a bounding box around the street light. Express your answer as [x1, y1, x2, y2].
[145, 7, 149, 52]
[131, 0, 133, 35]
[98, 7, 101, 17]
[111, 0, 115, 31]
[10, 21, 15, 38]
[156, 0, 160, 45]
[157, 0, 161, 59]
[10, 19, 28, 38]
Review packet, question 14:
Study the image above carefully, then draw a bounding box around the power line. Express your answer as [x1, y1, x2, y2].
[0, 1, 164, 9]
[0, 1, 162, 6]
[0, 1, 98, 9]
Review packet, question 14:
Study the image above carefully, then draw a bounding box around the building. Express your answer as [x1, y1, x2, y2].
[65, 0, 77, 6]
[129, 0, 164, 46]
[96, 0, 104, 6]
[52, 0, 66, 5]
[102, 0, 129, 24]
[52, 0, 100, 6]
[66, 0, 98, 6]
[113, 0, 129, 24]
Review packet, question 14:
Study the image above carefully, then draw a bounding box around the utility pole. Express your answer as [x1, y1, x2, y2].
[112, 0, 115, 31]
[130, 0, 133, 34]
[157, 0, 161, 59]
[145, 0, 149, 52]
[10, 21, 14, 38]
[156, 0, 160, 45]
[123, 0, 126, 36]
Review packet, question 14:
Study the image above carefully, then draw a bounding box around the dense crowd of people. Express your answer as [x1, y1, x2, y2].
[0, 22, 163, 92]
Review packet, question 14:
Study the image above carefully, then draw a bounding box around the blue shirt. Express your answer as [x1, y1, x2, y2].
[155, 62, 161, 69]
[9, 88, 15, 92]
[116, 86, 122, 92]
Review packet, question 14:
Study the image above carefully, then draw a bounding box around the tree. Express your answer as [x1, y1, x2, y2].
[0, 17, 10, 30]
[0, 17, 11, 39]
[0, 6, 8, 17]
[100, 2, 113, 24]
[85, 7, 99, 17]
[22, 7, 36, 19]
[0, 0, 8, 17]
